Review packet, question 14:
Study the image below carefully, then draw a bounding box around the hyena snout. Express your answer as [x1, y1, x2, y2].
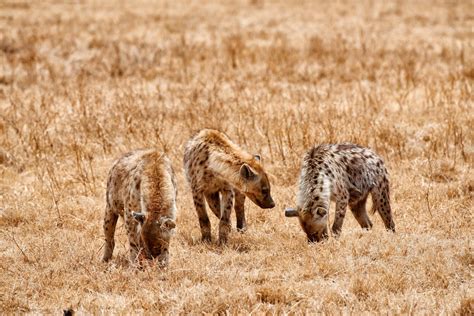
[133, 212, 175, 265]
[296, 211, 328, 243]
[259, 193, 275, 209]
[306, 229, 329, 243]
[248, 191, 275, 209]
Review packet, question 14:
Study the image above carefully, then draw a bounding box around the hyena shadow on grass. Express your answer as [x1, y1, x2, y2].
[181, 231, 252, 253]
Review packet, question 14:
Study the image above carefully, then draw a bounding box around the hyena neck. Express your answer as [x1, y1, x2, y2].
[145, 202, 175, 219]
[298, 173, 331, 212]
[145, 182, 176, 219]
[208, 151, 251, 190]
[142, 174, 176, 219]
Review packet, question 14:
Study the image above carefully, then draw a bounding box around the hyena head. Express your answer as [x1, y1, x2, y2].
[298, 206, 328, 242]
[239, 155, 275, 209]
[132, 212, 176, 265]
[285, 206, 328, 242]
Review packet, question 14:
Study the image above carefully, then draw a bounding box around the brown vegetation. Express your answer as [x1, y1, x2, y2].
[0, 0, 472, 314]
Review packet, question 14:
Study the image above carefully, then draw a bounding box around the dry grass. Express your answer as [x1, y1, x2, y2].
[0, 0, 473, 314]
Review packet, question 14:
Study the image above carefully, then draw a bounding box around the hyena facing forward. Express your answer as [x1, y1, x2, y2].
[184, 129, 275, 244]
[102, 149, 177, 266]
[285, 144, 395, 242]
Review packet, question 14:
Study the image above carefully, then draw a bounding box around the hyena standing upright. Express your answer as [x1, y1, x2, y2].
[184, 129, 275, 244]
[285, 143, 395, 242]
[102, 149, 177, 266]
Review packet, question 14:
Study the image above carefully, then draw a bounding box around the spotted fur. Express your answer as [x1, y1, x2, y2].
[102, 149, 177, 266]
[184, 129, 275, 244]
[290, 143, 395, 242]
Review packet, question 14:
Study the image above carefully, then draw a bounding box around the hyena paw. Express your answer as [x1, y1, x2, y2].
[201, 235, 212, 243]
[236, 224, 247, 233]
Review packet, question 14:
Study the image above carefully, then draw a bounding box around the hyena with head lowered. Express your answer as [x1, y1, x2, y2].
[285, 143, 395, 242]
[184, 129, 275, 244]
[102, 149, 177, 266]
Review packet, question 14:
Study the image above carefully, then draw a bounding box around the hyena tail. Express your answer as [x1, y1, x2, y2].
[370, 175, 395, 232]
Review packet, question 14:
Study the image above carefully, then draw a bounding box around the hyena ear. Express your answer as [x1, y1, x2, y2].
[316, 208, 327, 217]
[240, 163, 258, 181]
[160, 218, 176, 231]
[253, 154, 261, 162]
[132, 212, 145, 224]
[284, 207, 299, 217]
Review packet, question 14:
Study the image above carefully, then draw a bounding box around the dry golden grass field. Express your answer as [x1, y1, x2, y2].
[0, 0, 473, 314]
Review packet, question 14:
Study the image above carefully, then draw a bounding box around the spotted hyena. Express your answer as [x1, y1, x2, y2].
[285, 143, 395, 242]
[102, 149, 177, 266]
[184, 129, 275, 244]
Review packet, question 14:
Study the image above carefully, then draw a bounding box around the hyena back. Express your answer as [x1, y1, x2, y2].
[286, 143, 395, 242]
[184, 129, 275, 244]
[103, 149, 177, 265]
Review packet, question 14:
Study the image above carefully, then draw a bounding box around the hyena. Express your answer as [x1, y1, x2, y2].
[285, 143, 395, 242]
[102, 149, 177, 266]
[184, 129, 275, 244]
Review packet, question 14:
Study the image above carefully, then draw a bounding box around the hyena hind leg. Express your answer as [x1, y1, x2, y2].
[102, 205, 119, 262]
[349, 195, 373, 230]
[371, 182, 395, 232]
[205, 192, 221, 218]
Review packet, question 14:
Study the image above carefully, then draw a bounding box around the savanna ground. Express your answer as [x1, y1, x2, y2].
[0, 0, 473, 314]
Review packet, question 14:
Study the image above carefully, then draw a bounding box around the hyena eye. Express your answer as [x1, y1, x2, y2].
[262, 188, 269, 195]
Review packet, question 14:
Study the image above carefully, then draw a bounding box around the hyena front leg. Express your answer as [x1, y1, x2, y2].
[124, 208, 141, 262]
[205, 192, 221, 218]
[193, 190, 212, 242]
[102, 204, 119, 262]
[219, 188, 234, 245]
[234, 190, 246, 232]
[332, 194, 349, 236]
[349, 195, 373, 230]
